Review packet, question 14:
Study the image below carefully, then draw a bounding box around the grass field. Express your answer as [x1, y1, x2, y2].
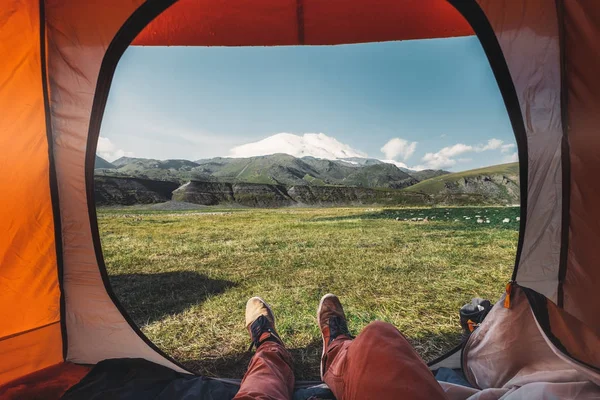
[98, 206, 519, 380]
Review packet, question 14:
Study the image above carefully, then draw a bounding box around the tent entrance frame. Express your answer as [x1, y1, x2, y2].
[84, 0, 530, 376]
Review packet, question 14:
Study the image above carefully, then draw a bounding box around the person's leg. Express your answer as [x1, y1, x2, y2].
[318, 294, 448, 400]
[233, 297, 295, 400]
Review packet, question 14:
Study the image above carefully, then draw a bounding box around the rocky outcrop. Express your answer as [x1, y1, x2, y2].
[95, 176, 180, 206]
[95, 174, 516, 208]
[291, 186, 429, 206]
[231, 183, 295, 207]
[441, 175, 519, 204]
[172, 182, 234, 205]
[171, 181, 295, 207]
[404, 163, 520, 205]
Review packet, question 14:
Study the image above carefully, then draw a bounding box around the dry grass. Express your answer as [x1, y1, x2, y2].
[98, 206, 518, 380]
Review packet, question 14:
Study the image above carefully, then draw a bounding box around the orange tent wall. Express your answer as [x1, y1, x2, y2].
[132, 0, 473, 46]
[0, 0, 63, 385]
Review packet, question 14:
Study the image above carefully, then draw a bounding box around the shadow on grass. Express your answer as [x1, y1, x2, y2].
[182, 328, 463, 381]
[182, 338, 324, 381]
[109, 271, 236, 325]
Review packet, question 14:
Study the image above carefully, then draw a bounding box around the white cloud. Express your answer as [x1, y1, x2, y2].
[503, 152, 519, 163]
[474, 139, 515, 153]
[478, 138, 503, 151]
[417, 143, 474, 169]
[229, 132, 367, 160]
[380, 138, 417, 161]
[97, 136, 134, 162]
[436, 143, 474, 157]
[500, 143, 516, 153]
[417, 138, 516, 170]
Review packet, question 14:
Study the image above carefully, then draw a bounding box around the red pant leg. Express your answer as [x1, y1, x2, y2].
[323, 321, 447, 400]
[233, 341, 295, 400]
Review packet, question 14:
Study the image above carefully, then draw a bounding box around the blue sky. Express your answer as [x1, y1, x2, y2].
[99, 36, 517, 171]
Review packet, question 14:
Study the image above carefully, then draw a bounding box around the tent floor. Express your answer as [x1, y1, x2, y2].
[0, 358, 470, 399]
[0, 362, 91, 400]
[60, 358, 334, 400]
[0, 358, 334, 400]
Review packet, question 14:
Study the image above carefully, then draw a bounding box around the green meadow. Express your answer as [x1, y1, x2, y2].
[98, 206, 519, 380]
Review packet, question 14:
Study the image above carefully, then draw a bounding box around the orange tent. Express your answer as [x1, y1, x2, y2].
[0, 0, 598, 398]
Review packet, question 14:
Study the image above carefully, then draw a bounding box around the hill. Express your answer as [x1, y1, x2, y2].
[100, 157, 212, 183]
[94, 161, 520, 207]
[100, 154, 433, 188]
[195, 154, 333, 185]
[404, 162, 519, 204]
[409, 169, 450, 181]
[95, 155, 115, 169]
[341, 163, 417, 188]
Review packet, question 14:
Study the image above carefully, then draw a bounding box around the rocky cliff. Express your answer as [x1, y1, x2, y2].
[95, 163, 520, 207]
[95, 176, 180, 206]
[172, 180, 429, 207]
[404, 163, 520, 205]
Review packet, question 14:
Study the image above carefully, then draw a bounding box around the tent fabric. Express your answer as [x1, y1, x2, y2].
[563, 0, 600, 335]
[475, 0, 600, 372]
[477, 0, 564, 303]
[44, 0, 186, 373]
[0, 0, 63, 384]
[546, 298, 600, 370]
[1, 0, 600, 396]
[462, 288, 598, 389]
[0, 362, 90, 400]
[437, 287, 600, 399]
[132, 0, 474, 46]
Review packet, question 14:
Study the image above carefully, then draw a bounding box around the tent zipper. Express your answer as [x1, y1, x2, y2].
[503, 281, 514, 309]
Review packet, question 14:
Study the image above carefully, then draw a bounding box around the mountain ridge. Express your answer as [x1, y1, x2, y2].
[98, 153, 447, 189]
[94, 155, 519, 207]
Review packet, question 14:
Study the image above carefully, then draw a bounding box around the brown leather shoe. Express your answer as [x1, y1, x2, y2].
[317, 293, 351, 379]
[245, 297, 282, 349]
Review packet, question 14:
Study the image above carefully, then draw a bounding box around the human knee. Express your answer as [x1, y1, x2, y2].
[362, 320, 401, 336]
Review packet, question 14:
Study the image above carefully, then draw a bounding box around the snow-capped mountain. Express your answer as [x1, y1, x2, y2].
[229, 132, 368, 160]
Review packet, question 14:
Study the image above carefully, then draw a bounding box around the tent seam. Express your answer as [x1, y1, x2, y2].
[39, 0, 68, 361]
[555, 0, 570, 309]
[0, 321, 60, 343]
[296, 0, 305, 44]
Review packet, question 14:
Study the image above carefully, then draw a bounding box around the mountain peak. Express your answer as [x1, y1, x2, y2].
[228, 132, 368, 160]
